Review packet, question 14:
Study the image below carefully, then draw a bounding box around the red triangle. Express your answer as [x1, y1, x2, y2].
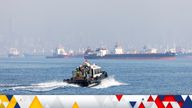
[166, 103, 173, 108]
[116, 94, 123, 102]
[155, 96, 165, 108]
[147, 95, 154, 102]
[163, 95, 176, 102]
[178, 101, 183, 107]
[139, 102, 145, 108]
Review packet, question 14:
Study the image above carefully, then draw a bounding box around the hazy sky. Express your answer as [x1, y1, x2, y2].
[0, 0, 192, 53]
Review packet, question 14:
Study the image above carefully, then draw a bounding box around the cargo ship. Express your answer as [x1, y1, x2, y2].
[176, 52, 192, 58]
[84, 44, 176, 59]
[46, 47, 83, 58]
[8, 48, 22, 57]
[175, 48, 192, 58]
[46, 47, 68, 58]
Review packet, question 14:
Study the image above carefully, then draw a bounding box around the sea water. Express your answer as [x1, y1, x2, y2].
[0, 57, 192, 95]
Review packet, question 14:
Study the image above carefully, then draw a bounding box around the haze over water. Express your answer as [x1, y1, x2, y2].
[0, 0, 192, 55]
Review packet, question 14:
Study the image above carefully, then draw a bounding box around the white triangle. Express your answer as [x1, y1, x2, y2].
[15, 95, 34, 108]
[49, 97, 64, 108]
[3, 102, 8, 107]
[163, 102, 169, 107]
[182, 95, 188, 101]
[151, 103, 158, 108]
[141, 95, 149, 102]
[151, 95, 157, 101]
[102, 96, 115, 108]
[93, 96, 107, 108]
[189, 95, 192, 100]
[170, 102, 180, 108]
[144, 102, 154, 108]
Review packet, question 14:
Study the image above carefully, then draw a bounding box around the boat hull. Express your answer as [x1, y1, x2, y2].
[64, 71, 108, 87]
[84, 53, 176, 60]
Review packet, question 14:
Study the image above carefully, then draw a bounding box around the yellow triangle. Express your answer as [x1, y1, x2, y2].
[7, 96, 17, 108]
[0, 103, 5, 108]
[0, 95, 9, 102]
[72, 102, 79, 108]
[29, 96, 43, 108]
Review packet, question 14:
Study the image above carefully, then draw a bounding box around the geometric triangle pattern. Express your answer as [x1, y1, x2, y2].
[116, 94, 123, 102]
[1, 95, 192, 108]
[130, 101, 137, 107]
[182, 96, 192, 108]
[29, 96, 43, 108]
[0, 95, 20, 108]
[72, 102, 79, 108]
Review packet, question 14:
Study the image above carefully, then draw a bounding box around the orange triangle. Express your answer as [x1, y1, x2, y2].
[7, 96, 17, 108]
[29, 96, 43, 108]
[116, 94, 123, 102]
[72, 102, 79, 108]
[0, 95, 9, 102]
[0, 103, 5, 108]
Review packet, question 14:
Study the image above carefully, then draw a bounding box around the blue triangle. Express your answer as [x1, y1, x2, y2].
[175, 95, 184, 102]
[14, 103, 20, 108]
[6, 95, 13, 101]
[130, 101, 136, 108]
[158, 95, 165, 101]
[182, 96, 192, 108]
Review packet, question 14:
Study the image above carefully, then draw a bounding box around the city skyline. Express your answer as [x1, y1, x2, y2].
[0, 0, 192, 54]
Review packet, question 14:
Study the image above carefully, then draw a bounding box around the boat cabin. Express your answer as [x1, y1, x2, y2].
[90, 64, 102, 78]
[72, 61, 103, 80]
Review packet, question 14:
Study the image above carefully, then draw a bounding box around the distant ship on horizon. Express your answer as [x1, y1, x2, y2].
[46, 47, 68, 58]
[84, 44, 176, 60]
[8, 48, 23, 57]
[46, 47, 83, 58]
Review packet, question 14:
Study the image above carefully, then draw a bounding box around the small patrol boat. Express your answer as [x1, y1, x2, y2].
[63, 60, 108, 87]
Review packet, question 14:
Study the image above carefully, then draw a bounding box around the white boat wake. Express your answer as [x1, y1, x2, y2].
[92, 75, 127, 89]
[10, 81, 79, 92]
[1, 76, 127, 92]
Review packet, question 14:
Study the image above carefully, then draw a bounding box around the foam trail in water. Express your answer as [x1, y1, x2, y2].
[11, 81, 79, 92]
[0, 84, 19, 87]
[92, 75, 127, 89]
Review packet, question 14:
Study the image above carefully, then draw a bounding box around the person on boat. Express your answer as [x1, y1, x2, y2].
[72, 60, 92, 80]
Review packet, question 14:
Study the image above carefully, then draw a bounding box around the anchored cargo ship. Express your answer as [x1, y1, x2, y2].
[46, 47, 83, 58]
[46, 47, 68, 58]
[8, 48, 22, 57]
[84, 44, 176, 59]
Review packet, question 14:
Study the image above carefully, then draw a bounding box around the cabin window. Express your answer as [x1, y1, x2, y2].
[94, 69, 100, 74]
[91, 69, 93, 77]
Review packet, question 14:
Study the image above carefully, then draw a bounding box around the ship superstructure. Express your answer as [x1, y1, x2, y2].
[8, 48, 21, 57]
[46, 47, 68, 58]
[84, 44, 176, 59]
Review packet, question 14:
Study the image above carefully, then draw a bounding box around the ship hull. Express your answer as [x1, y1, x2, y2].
[46, 55, 68, 58]
[176, 53, 192, 58]
[84, 53, 176, 59]
[8, 54, 22, 58]
[46, 54, 83, 58]
[63, 71, 108, 87]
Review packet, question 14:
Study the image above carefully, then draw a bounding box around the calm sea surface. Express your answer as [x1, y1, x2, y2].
[0, 57, 192, 95]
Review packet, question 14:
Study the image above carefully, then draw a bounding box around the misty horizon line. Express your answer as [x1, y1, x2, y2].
[3, 43, 191, 52]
